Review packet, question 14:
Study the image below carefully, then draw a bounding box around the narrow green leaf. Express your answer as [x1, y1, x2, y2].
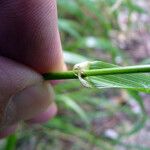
[58, 19, 81, 38]
[4, 134, 17, 150]
[126, 90, 147, 135]
[57, 95, 89, 124]
[86, 61, 150, 93]
[64, 51, 89, 64]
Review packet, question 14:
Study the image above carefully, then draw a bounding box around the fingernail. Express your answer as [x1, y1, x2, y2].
[2, 82, 54, 127]
[50, 80, 64, 85]
[0, 124, 18, 139]
[26, 102, 57, 124]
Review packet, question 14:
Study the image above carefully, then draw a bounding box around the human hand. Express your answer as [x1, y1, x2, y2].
[0, 0, 65, 138]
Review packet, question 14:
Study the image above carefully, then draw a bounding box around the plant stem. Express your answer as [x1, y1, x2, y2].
[43, 65, 150, 80]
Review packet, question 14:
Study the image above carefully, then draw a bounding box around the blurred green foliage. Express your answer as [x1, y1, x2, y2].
[1, 0, 150, 150]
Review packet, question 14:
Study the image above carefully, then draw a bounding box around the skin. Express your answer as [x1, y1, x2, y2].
[0, 0, 65, 138]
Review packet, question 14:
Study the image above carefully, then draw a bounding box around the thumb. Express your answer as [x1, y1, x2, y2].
[0, 0, 65, 73]
[0, 57, 54, 129]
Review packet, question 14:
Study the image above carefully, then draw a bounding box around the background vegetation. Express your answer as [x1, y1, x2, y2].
[1, 0, 150, 149]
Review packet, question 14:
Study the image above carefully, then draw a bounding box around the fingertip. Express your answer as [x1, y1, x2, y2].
[26, 103, 57, 124]
[10, 82, 54, 122]
[50, 63, 67, 85]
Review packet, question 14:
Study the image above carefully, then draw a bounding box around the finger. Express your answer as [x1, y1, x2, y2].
[0, 0, 65, 73]
[0, 57, 54, 129]
[26, 103, 57, 124]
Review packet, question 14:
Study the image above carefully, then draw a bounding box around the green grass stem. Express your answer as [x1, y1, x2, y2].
[43, 65, 150, 80]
